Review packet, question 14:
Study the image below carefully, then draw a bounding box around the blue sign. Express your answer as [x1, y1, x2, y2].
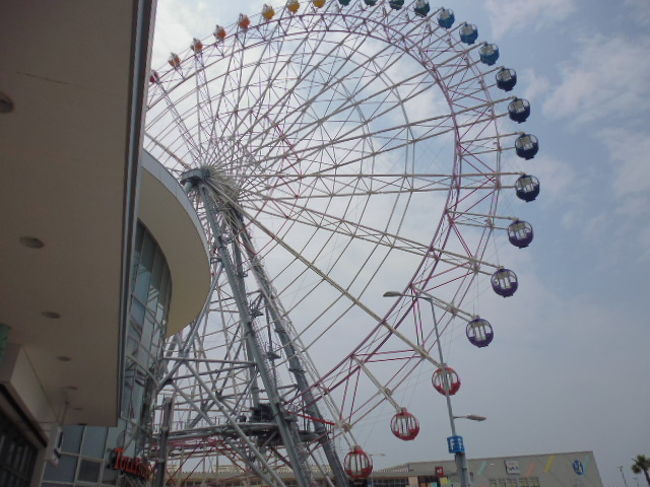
[572, 460, 584, 476]
[447, 436, 465, 454]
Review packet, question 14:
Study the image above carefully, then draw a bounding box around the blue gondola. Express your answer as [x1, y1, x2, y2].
[514, 174, 540, 202]
[466, 318, 494, 348]
[389, 0, 404, 9]
[508, 98, 531, 123]
[459, 23, 478, 44]
[414, 0, 430, 17]
[491, 268, 518, 297]
[507, 220, 534, 248]
[364, 0, 378, 5]
[496, 67, 517, 91]
[515, 134, 539, 160]
[339, 0, 351, 5]
[479, 43, 499, 65]
[437, 8, 455, 28]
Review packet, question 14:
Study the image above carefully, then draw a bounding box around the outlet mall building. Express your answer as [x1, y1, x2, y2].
[1, 1, 210, 485]
[183, 451, 604, 487]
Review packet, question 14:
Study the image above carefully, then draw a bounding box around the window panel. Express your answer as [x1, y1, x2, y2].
[78, 459, 101, 483]
[133, 231, 155, 302]
[81, 426, 107, 459]
[43, 454, 77, 482]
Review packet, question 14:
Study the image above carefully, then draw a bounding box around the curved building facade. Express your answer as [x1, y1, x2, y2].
[41, 221, 176, 486]
[38, 150, 211, 486]
[1, 2, 210, 486]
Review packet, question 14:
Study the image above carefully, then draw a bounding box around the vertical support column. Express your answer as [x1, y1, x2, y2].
[235, 213, 349, 487]
[156, 396, 174, 487]
[198, 185, 315, 487]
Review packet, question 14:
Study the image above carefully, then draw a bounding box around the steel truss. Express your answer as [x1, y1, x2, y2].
[145, 1, 539, 485]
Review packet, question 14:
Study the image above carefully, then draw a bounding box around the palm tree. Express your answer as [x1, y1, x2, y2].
[631, 455, 650, 487]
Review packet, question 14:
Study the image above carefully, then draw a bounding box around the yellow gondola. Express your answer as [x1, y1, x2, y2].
[262, 4, 275, 20]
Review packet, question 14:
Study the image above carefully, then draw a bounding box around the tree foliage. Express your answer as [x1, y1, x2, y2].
[631, 455, 650, 487]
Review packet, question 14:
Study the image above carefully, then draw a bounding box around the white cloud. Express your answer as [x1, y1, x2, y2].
[625, 0, 650, 26]
[520, 68, 551, 103]
[599, 127, 650, 260]
[528, 153, 576, 201]
[599, 127, 650, 196]
[543, 35, 650, 123]
[485, 0, 578, 38]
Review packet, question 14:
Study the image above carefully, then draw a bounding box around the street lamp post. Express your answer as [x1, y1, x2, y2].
[383, 291, 484, 487]
[618, 466, 630, 487]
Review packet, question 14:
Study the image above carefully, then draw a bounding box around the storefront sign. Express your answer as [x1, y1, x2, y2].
[572, 460, 585, 476]
[435, 466, 446, 477]
[111, 448, 153, 479]
[505, 460, 520, 475]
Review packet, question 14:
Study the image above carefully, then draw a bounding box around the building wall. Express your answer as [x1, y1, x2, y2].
[0, 406, 40, 487]
[181, 451, 604, 487]
[40, 222, 171, 487]
[377, 451, 603, 487]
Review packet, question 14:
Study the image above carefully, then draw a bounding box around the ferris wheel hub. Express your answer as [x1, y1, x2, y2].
[180, 166, 241, 204]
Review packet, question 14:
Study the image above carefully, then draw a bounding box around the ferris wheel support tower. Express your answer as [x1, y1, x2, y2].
[180, 168, 350, 487]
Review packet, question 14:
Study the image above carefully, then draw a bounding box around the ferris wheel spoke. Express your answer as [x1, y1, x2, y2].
[253, 66, 435, 161]
[232, 202, 445, 386]
[192, 53, 217, 164]
[240, 171, 507, 197]
[237, 22, 372, 154]
[209, 42, 457, 172]
[241, 197, 486, 273]
[156, 85, 204, 165]
[206, 19, 301, 169]
[245, 15, 434, 152]
[251, 106, 505, 180]
[144, 134, 193, 170]
[241, 172, 501, 203]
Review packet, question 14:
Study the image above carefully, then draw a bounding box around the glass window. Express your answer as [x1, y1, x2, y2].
[131, 223, 144, 290]
[156, 267, 171, 322]
[147, 246, 164, 310]
[142, 312, 156, 351]
[43, 454, 77, 482]
[130, 299, 146, 324]
[61, 425, 83, 454]
[81, 426, 107, 459]
[102, 465, 118, 485]
[134, 231, 155, 302]
[78, 459, 101, 483]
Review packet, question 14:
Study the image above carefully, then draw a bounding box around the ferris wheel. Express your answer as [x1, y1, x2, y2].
[145, 0, 540, 485]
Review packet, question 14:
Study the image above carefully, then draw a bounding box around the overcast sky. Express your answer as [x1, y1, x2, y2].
[149, 1, 650, 487]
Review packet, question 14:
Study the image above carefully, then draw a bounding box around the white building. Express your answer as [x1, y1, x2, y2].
[0, 1, 210, 486]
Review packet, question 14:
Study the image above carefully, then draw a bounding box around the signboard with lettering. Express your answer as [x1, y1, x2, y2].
[572, 460, 585, 476]
[505, 460, 521, 475]
[111, 448, 153, 479]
